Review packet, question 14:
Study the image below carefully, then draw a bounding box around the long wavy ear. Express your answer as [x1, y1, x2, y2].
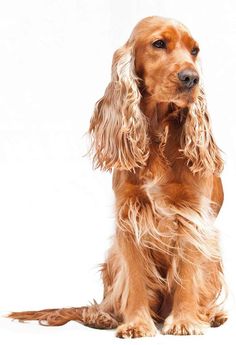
[180, 87, 224, 175]
[89, 42, 149, 171]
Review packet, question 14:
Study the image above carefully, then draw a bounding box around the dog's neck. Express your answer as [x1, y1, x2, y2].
[140, 98, 188, 142]
[139, 97, 190, 168]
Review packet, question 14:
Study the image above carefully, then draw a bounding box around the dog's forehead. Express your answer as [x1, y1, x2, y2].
[131, 16, 194, 44]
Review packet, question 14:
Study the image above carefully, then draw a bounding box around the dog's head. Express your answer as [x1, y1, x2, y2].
[133, 17, 200, 107]
[89, 16, 223, 175]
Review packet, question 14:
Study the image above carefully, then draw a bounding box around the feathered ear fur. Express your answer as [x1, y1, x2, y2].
[89, 43, 149, 171]
[180, 87, 224, 175]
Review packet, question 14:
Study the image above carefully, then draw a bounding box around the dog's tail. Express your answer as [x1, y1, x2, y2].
[8, 304, 119, 329]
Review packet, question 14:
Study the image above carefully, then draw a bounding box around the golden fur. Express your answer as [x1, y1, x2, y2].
[9, 16, 227, 338]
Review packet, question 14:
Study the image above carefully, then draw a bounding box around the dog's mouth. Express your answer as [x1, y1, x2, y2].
[143, 80, 199, 108]
[172, 85, 199, 107]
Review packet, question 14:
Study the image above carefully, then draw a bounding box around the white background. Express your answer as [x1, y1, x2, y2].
[0, 0, 235, 344]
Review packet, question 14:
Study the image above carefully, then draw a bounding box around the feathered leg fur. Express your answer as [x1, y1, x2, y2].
[8, 189, 227, 336]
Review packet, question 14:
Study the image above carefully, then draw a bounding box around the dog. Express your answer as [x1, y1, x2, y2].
[9, 16, 227, 338]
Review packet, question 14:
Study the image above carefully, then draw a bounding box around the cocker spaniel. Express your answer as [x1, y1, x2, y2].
[9, 16, 227, 338]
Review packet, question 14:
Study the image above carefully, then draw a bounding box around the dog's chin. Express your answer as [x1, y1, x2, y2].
[171, 93, 197, 108]
[171, 88, 199, 108]
[153, 87, 199, 109]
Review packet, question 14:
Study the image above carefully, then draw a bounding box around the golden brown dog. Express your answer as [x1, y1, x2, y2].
[9, 16, 227, 338]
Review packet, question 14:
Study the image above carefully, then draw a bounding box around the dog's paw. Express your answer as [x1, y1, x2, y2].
[210, 311, 228, 328]
[162, 315, 205, 335]
[116, 321, 156, 338]
[82, 310, 119, 329]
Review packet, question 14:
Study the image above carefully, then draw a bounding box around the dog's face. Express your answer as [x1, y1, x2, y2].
[134, 17, 201, 107]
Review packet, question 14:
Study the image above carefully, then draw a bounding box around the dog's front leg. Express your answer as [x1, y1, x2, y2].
[115, 230, 156, 338]
[162, 248, 207, 335]
[114, 198, 157, 338]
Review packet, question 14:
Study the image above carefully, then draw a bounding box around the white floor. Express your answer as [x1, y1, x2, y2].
[0, 310, 235, 345]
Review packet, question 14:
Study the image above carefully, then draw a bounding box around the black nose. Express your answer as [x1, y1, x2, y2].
[178, 69, 199, 89]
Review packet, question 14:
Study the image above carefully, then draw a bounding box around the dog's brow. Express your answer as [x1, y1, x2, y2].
[181, 32, 198, 49]
[159, 28, 179, 41]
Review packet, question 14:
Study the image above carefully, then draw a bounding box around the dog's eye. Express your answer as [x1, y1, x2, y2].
[191, 47, 199, 56]
[152, 39, 167, 49]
